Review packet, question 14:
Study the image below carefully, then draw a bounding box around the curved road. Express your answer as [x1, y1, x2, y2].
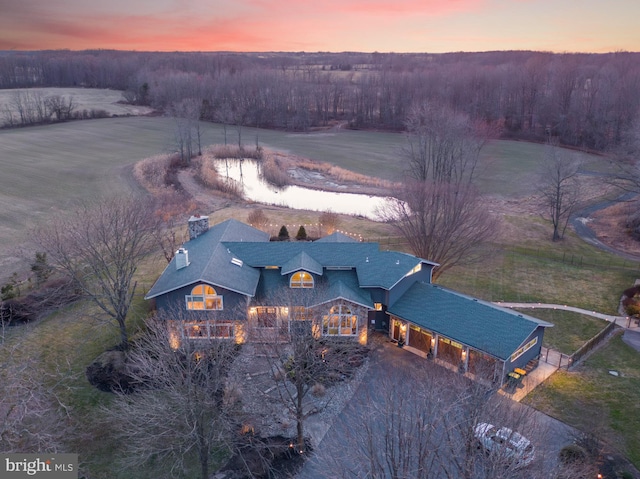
[570, 191, 640, 262]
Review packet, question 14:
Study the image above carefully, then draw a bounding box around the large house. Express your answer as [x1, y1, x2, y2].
[145, 216, 551, 383]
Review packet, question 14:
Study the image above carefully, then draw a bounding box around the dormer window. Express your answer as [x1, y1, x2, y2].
[290, 271, 314, 288]
[186, 284, 223, 310]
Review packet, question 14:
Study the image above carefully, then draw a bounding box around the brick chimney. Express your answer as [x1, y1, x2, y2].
[188, 215, 209, 240]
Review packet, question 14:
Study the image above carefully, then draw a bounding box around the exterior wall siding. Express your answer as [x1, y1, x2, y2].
[154, 283, 249, 321]
[503, 327, 545, 372]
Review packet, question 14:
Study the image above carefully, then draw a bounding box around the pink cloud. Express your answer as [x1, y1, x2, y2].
[0, 0, 637, 53]
[337, 0, 486, 15]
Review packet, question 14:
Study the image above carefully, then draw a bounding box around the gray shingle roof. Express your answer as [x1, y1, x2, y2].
[387, 283, 551, 360]
[225, 242, 436, 291]
[145, 219, 269, 299]
[314, 270, 373, 309]
[146, 219, 436, 302]
[223, 241, 380, 268]
[355, 250, 433, 290]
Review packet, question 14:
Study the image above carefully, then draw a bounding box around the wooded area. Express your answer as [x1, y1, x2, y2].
[1, 50, 639, 152]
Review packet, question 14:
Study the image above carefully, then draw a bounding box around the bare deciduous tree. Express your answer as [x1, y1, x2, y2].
[538, 142, 582, 241]
[609, 119, 640, 192]
[31, 196, 160, 349]
[250, 287, 369, 454]
[45, 95, 76, 121]
[247, 208, 270, 232]
[380, 180, 499, 280]
[385, 102, 499, 279]
[152, 191, 197, 263]
[102, 314, 239, 479]
[403, 103, 487, 186]
[0, 339, 72, 453]
[318, 210, 340, 236]
[170, 98, 203, 166]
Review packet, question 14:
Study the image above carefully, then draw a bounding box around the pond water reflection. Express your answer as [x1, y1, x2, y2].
[215, 159, 395, 219]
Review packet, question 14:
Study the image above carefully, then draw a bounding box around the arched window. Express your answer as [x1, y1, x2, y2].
[322, 304, 357, 336]
[290, 271, 314, 288]
[186, 284, 223, 310]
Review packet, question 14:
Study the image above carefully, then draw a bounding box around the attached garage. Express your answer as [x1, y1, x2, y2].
[387, 283, 552, 384]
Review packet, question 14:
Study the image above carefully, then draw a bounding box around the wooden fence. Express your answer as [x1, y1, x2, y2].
[541, 320, 618, 370]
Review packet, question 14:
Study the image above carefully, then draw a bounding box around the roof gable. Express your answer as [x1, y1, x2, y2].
[315, 231, 358, 243]
[281, 251, 324, 276]
[145, 219, 268, 299]
[356, 251, 435, 290]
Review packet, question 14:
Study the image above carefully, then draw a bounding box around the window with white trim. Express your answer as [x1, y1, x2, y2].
[256, 306, 278, 328]
[183, 320, 233, 338]
[322, 304, 357, 336]
[290, 271, 314, 288]
[510, 337, 537, 362]
[186, 284, 223, 310]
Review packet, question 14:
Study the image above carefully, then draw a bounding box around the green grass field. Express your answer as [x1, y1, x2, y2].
[524, 334, 640, 467]
[1, 91, 639, 474]
[0, 87, 152, 118]
[0, 114, 614, 279]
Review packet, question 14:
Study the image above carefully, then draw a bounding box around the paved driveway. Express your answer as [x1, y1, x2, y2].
[297, 335, 576, 478]
[623, 329, 640, 351]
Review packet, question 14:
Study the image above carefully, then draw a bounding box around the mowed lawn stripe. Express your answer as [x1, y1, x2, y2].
[0, 117, 176, 276]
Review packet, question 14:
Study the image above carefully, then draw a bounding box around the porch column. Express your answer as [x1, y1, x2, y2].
[460, 347, 469, 372]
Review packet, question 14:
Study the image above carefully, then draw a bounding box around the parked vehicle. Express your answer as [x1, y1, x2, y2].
[474, 422, 536, 468]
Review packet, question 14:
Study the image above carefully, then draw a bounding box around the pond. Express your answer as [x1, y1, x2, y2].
[215, 159, 396, 220]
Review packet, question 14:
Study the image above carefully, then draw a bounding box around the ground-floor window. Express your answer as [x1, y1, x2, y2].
[291, 306, 311, 321]
[322, 304, 358, 336]
[256, 307, 278, 328]
[183, 320, 234, 339]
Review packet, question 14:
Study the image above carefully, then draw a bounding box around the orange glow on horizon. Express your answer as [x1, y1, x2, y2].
[1, 0, 638, 53]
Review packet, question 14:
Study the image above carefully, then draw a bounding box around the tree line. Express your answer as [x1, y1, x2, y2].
[1, 50, 640, 151]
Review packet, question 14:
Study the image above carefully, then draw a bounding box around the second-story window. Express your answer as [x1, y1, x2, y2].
[290, 271, 314, 288]
[186, 284, 223, 310]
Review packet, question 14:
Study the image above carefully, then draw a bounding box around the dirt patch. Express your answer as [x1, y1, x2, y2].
[589, 201, 640, 256]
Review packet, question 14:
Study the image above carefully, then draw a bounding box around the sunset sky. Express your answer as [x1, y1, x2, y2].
[1, 0, 639, 53]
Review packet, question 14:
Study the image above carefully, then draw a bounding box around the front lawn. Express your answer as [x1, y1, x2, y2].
[524, 333, 640, 467]
[514, 308, 610, 355]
